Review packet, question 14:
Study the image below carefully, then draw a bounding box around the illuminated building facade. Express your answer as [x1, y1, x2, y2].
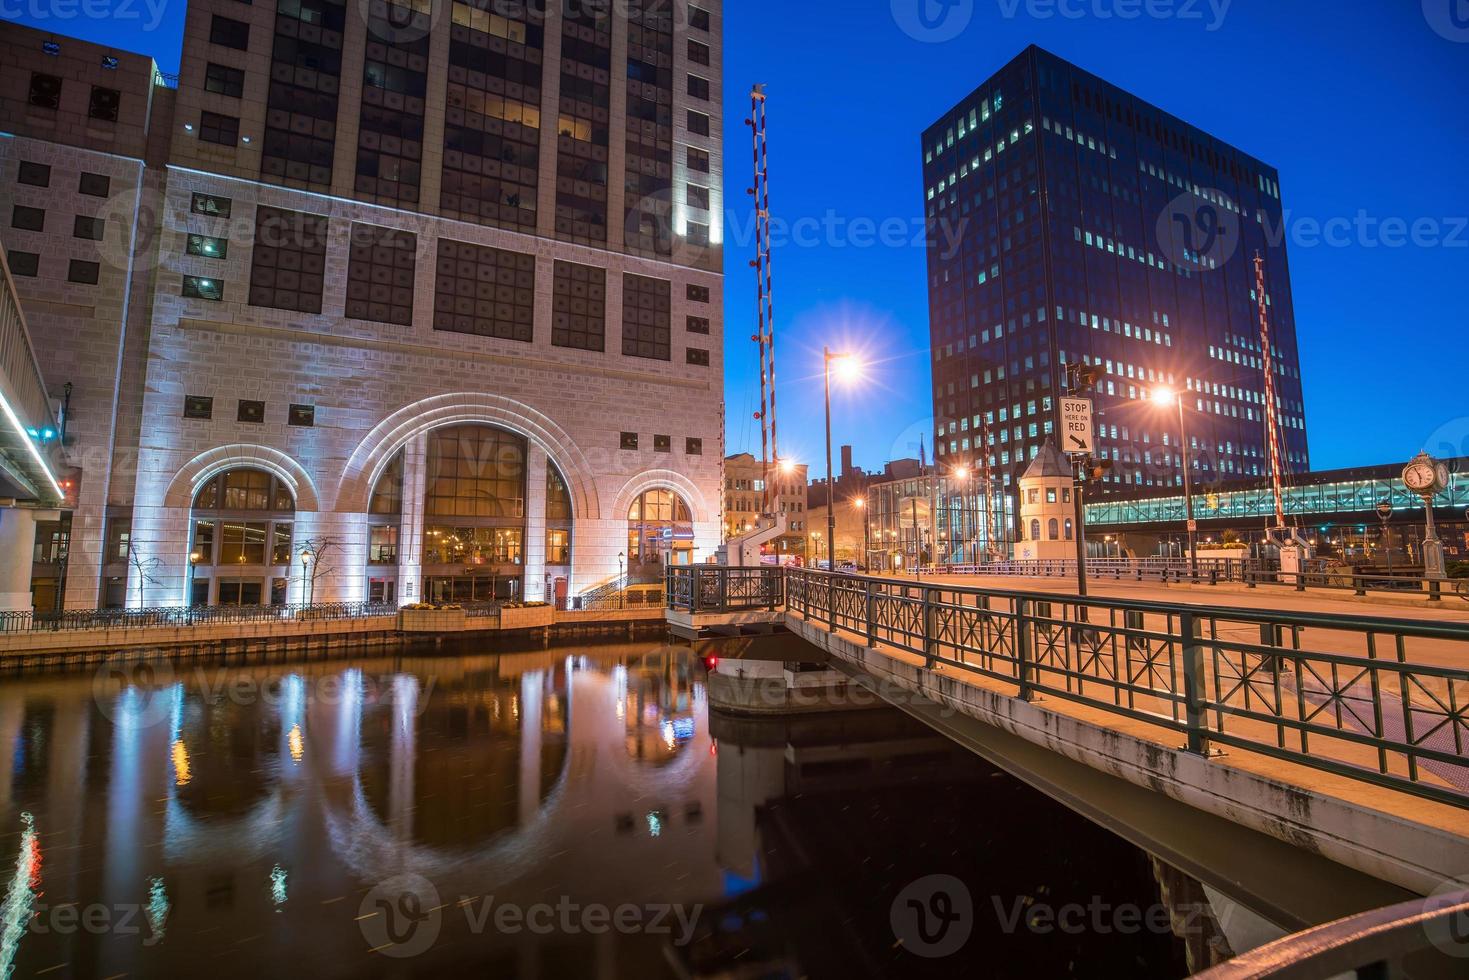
[0, 2, 724, 609]
[722, 452, 807, 558]
[921, 46, 1310, 504]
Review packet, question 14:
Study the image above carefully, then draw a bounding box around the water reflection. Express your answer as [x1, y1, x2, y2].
[0, 641, 1268, 978]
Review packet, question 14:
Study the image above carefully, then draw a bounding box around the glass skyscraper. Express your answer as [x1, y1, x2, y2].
[921, 46, 1310, 501]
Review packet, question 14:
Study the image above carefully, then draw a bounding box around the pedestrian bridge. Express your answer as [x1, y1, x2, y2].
[667, 566, 1469, 939]
[0, 252, 63, 504]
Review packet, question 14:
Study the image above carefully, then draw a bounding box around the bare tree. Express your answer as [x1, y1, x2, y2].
[297, 535, 341, 606]
[127, 540, 161, 608]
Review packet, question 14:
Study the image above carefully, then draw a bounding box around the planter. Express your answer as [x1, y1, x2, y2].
[397, 608, 467, 633]
[497, 605, 555, 630]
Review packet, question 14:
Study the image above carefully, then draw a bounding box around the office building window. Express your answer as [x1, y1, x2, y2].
[620, 432, 639, 450]
[68, 260, 99, 284]
[78, 172, 110, 197]
[686, 316, 709, 334]
[204, 62, 245, 98]
[432, 239, 535, 341]
[687, 40, 710, 65]
[686, 283, 710, 303]
[288, 404, 315, 427]
[209, 15, 251, 50]
[17, 162, 50, 187]
[11, 206, 44, 232]
[191, 192, 231, 218]
[73, 215, 105, 241]
[260, 0, 345, 191]
[621, 273, 670, 360]
[199, 110, 240, 146]
[552, 260, 606, 352]
[687, 146, 710, 172]
[89, 86, 121, 121]
[689, 6, 710, 31]
[346, 223, 417, 326]
[6, 252, 39, 277]
[238, 400, 266, 423]
[183, 275, 224, 301]
[248, 206, 329, 314]
[687, 75, 709, 100]
[184, 395, 214, 419]
[685, 347, 709, 366]
[28, 73, 61, 109]
[685, 437, 703, 456]
[186, 234, 228, 260]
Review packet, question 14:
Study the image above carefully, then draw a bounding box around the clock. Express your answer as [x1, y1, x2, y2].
[1403, 453, 1444, 495]
[1435, 461, 1451, 489]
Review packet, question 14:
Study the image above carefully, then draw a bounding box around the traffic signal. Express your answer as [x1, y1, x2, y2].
[1069, 364, 1101, 393]
[58, 466, 82, 508]
[1083, 458, 1113, 485]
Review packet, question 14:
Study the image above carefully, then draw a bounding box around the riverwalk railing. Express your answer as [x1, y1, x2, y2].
[666, 566, 783, 614]
[925, 557, 1468, 601]
[0, 602, 399, 633]
[780, 567, 1469, 809]
[1193, 887, 1469, 978]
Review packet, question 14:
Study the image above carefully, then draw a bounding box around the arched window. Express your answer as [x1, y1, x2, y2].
[366, 452, 404, 603]
[1064, 519, 1073, 541]
[628, 489, 693, 569]
[1030, 519, 1041, 541]
[1048, 519, 1059, 540]
[546, 465, 573, 566]
[422, 426, 528, 604]
[190, 469, 296, 606]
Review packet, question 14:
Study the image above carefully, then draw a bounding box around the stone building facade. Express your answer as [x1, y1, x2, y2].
[722, 452, 807, 559]
[0, 1, 725, 610]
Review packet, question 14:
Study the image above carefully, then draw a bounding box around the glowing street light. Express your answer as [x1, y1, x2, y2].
[1151, 387, 1198, 577]
[823, 348, 862, 580]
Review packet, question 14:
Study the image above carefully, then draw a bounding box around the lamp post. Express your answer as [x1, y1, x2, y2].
[953, 466, 972, 566]
[300, 548, 314, 606]
[1152, 387, 1198, 579]
[853, 496, 869, 572]
[187, 551, 202, 623]
[1376, 500, 1395, 577]
[823, 348, 860, 572]
[617, 551, 625, 608]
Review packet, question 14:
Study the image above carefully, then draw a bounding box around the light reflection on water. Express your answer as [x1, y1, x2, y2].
[0, 642, 721, 978]
[0, 639, 1220, 978]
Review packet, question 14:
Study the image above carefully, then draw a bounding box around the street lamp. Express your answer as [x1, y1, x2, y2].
[852, 496, 869, 572]
[617, 551, 625, 608]
[188, 551, 202, 621]
[952, 466, 972, 566]
[1375, 500, 1395, 577]
[300, 547, 314, 606]
[824, 348, 861, 573]
[1151, 387, 1198, 579]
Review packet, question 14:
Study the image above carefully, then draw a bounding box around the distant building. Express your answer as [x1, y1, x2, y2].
[921, 46, 1310, 514]
[723, 453, 808, 559]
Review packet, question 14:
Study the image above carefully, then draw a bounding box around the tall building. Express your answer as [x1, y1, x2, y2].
[0, 1, 724, 611]
[921, 47, 1310, 518]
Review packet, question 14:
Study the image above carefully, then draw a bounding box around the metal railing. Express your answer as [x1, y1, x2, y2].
[578, 590, 665, 611]
[1242, 567, 1469, 603]
[928, 557, 1257, 584]
[666, 566, 784, 614]
[783, 567, 1469, 809]
[1192, 888, 1469, 978]
[0, 602, 399, 633]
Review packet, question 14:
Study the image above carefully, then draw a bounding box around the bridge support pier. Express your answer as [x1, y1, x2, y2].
[0, 508, 38, 612]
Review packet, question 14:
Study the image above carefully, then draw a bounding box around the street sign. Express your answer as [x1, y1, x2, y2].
[1060, 397, 1095, 455]
[1187, 519, 1198, 532]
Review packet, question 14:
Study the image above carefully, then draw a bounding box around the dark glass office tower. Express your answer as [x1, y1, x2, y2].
[921, 46, 1309, 498]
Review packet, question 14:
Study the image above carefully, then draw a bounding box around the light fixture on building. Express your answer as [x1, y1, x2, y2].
[101, 56, 119, 70]
[183, 123, 194, 132]
[42, 41, 60, 55]
[241, 135, 252, 144]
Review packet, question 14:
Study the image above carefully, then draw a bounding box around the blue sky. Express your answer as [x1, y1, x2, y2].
[10, 0, 1466, 474]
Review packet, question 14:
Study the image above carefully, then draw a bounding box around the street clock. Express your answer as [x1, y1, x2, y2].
[1403, 452, 1448, 496]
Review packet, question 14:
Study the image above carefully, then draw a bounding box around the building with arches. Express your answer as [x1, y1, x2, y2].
[0, 8, 725, 610]
[1014, 440, 1076, 561]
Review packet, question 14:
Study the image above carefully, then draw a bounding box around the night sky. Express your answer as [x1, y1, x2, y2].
[10, 0, 1467, 475]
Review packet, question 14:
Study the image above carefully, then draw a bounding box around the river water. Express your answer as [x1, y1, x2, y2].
[0, 638, 1269, 978]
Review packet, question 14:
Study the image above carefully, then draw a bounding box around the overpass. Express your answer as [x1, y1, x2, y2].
[0, 251, 67, 609]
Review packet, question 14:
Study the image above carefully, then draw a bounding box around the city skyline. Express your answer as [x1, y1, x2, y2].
[9, 3, 1465, 477]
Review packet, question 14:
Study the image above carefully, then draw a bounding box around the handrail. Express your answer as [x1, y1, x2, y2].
[1192, 889, 1469, 978]
[0, 602, 399, 633]
[776, 566, 1469, 809]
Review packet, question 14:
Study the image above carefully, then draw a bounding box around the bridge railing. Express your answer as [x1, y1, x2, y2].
[927, 557, 1256, 583]
[666, 566, 783, 614]
[1193, 887, 1469, 978]
[785, 567, 1469, 809]
[0, 602, 399, 633]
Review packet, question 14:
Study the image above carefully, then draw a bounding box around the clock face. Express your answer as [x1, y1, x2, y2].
[1404, 462, 1436, 491]
[1436, 463, 1451, 488]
